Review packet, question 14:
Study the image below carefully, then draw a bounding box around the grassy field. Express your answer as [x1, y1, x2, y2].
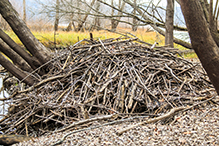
[6, 28, 197, 58]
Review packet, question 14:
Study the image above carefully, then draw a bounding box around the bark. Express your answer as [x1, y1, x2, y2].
[180, 0, 219, 95]
[165, 0, 174, 47]
[132, 0, 138, 31]
[0, 39, 32, 72]
[23, 0, 26, 23]
[54, 0, 60, 31]
[0, 28, 41, 70]
[111, 0, 116, 30]
[0, 53, 36, 85]
[198, 0, 219, 47]
[208, 0, 219, 47]
[0, 0, 51, 65]
[199, 0, 209, 23]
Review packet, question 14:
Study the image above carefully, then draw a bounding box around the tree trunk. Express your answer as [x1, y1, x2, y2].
[94, 0, 101, 31]
[132, 0, 138, 31]
[165, 0, 174, 47]
[23, 0, 26, 23]
[0, 53, 36, 85]
[77, 0, 81, 27]
[66, 21, 72, 32]
[76, 0, 96, 32]
[151, 24, 192, 49]
[0, 39, 32, 72]
[0, 0, 51, 85]
[0, 0, 51, 65]
[0, 28, 41, 70]
[111, 0, 126, 31]
[124, 0, 191, 49]
[180, 0, 219, 95]
[54, 0, 60, 31]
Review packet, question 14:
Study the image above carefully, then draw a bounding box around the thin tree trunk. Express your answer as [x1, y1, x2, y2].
[23, 0, 26, 23]
[132, 0, 138, 31]
[165, 0, 174, 47]
[0, 39, 32, 72]
[94, 0, 101, 31]
[0, 28, 41, 70]
[66, 21, 72, 32]
[111, 0, 116, 30]
[0, 53, 36, 86]
[54, 0, 60, 31]
[180, 0, 219, 95]
[124, 0, 192, 49]
[77, 0, 81, 27]
[151, 24, 192, 49]
[111, 0, 126, 31]
[0, 0, 51, 65]
[76, 0, 96, 32]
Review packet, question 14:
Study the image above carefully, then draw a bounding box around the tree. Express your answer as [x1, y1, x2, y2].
[54, 0, 60, 31]
[0, 0, 51, 85]
[76, 0, 96, 31]
[132, 0, 138, 31]
[165, 0, 174, 47]
[180, 0, 219, 94]
[23, 0, 26, 23]
[110, 0, 126, 31]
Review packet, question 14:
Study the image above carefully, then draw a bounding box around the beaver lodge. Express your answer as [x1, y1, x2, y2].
[0, 37, 216, 139]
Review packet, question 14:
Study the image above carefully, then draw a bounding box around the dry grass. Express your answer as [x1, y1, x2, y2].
[6, 27, 196, 58]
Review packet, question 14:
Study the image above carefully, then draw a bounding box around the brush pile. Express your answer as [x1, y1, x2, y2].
[0, 37, 215, 136]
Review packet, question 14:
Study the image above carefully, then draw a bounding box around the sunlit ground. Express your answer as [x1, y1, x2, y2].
[5, 27, 197, 58]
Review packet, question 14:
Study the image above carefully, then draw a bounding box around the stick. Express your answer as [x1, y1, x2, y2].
[50, 115, 150, 146]
[55, 113, 117, 133]
[117, 96, 217, 136]
[116, 106, 186, 136]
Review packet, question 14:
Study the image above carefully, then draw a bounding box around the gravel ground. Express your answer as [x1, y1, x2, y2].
[14, 100, 219, 146]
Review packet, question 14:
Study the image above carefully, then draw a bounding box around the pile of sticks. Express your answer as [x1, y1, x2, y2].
[0, 37, 215, 136]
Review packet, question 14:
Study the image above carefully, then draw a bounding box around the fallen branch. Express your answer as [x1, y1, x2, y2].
[50, 115, 151, 146]
[55, 113, 117, 133]
[116, 96, 217, 135]
[0, 134, 33, 145]
[116, 106, 186, 135]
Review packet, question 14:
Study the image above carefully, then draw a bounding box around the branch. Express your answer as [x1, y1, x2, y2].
[116, 95, 216, 135]
[116, 106, 186, 135]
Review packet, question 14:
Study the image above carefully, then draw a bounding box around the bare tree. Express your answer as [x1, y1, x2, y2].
[23, 0, 26, 23]
[111, 0, 116, 30]
[76, 0, 96, 31]
[90, 0, 101, 31]
[0, 0, 51, 85]
[165, 0, 174, 47]
[54, 0, 60, 31]
[180, 0, 219, 94]
[111, 0, 126, 31]
[132, 0, 138, 31]
[94, 1, 101, 30]
[36, 0, 191, 49]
